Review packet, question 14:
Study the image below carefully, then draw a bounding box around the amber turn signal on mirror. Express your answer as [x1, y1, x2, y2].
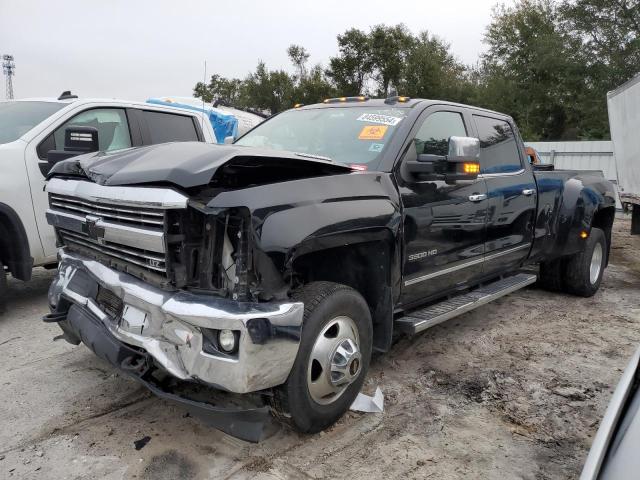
[462, 162, 480, 174]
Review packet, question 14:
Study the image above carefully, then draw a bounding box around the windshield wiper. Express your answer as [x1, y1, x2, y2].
[294, 152, 334, 163]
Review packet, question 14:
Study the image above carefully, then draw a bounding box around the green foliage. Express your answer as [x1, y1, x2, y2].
[560, 0, 640, 138]
[476, 0, 585, 139]
[475, 0, 639, 139]
[239, 62, 296, 113]
[194, 2, 638, 138]
[287, 44, 310, 80]
[367, 24, 415, 96]
[326, 28, 373, 96]
[400, 32, 470, 103]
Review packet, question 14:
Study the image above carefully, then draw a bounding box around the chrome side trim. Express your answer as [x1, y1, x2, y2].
[404, 243, 531, 287]
[405, 256, 484, 286]
[478, 168, 525, 178]
[47, 178, 189, 209]
[483, 243, 530, 262]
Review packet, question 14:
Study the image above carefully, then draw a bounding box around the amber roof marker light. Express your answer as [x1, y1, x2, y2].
[384, 95, 411, 104]
[322, 96, 370, 104]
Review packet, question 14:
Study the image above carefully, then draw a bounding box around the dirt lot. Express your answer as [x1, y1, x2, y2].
[1, 215, 639, 480]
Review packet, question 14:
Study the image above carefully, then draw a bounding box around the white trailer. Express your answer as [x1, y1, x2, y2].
[608, 73, 640, 234]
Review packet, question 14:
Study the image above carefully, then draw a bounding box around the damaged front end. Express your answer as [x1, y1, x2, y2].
[43, 143, 395, 440]
[44, 172, 308, 441]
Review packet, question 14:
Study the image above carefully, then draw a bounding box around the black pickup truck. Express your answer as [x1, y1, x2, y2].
[45, 96, 616, 441]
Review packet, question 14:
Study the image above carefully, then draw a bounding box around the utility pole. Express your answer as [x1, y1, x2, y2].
[2, 55, 15, 100]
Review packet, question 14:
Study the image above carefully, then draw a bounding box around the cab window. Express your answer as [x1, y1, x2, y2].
[413, 111, 467, 156]
[142, 111, 200, 143]
[473, 115, 522, 174]
[53, 108, 131, 153]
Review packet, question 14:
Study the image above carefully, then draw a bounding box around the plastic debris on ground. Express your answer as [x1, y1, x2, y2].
[350, 387, 384, 413]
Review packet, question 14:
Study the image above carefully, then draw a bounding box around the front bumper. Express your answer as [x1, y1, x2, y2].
[57, 303, 273, 442]
[49, 249, 304, 394]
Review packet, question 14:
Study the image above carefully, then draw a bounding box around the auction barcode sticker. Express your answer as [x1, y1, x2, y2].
[356, 113, 403, 126]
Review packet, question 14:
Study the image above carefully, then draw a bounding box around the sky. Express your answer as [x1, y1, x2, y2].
[0, 0, 507, 101]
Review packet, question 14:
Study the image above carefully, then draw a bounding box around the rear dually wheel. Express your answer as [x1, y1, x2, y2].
[563, 227, 607, 297]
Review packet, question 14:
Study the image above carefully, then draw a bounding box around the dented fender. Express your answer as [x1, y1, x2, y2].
[206, 172, 403, 302]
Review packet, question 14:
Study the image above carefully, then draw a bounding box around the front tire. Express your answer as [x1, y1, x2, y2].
[564, 227, 607, 297]
[271, 282, 372, 433]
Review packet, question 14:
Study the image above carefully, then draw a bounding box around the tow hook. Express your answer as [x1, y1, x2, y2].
[121, 355, 151, 377]
[42, 311, 68, 323]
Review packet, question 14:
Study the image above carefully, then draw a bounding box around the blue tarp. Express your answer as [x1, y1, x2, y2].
[146, 98, 238, 144]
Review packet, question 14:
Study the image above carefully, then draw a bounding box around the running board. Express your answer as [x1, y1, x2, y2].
[395, 273, 537, 335]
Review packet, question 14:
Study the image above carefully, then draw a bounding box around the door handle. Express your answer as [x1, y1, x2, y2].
[468, 194, 487, 202]
[522, 189, 536, 196]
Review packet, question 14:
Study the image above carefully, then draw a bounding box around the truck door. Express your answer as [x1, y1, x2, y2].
[397, 107, 488, 306]
[471, 115, 536, 275]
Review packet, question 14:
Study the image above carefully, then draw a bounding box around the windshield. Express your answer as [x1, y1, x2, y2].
[235, 106, 409, 170]
[0, 101, 65, 145]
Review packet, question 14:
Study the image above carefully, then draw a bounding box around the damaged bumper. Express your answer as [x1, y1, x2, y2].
[57, 303, 273, 442]
[48, 249, 304, 394]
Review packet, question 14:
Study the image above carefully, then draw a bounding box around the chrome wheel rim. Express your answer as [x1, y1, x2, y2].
[590, 242, 603, 284]
[307, 316, 362, 405]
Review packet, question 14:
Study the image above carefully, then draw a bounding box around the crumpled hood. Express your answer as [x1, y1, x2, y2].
[48, 141, 351, 188]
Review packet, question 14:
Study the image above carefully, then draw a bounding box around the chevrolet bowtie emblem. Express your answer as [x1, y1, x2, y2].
[83, 215, 105, 242]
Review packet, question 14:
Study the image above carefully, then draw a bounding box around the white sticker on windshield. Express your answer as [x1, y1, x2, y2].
[357, 113, 403, 126]
[369, 143, 385, 152]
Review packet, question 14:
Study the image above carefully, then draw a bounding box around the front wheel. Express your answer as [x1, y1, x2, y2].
[564, 227, 607, 297]
[271, 282, 372, 433]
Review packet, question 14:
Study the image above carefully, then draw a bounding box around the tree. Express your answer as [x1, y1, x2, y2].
[327, 28, 373, 95]
[193, 81, 213, 103]
[287, 44, 311, 80]
[400, 31, 471, 103]
[193, 74, 242, 105]
[240, 62, 296, 113]
[368, 24, 415, 96]
[295, 64, 336, 105]
[478, 0, 585, 139]
[560, 0, 640, 137]
[194, 9, 638, 139]
[561, 0, 640, 86]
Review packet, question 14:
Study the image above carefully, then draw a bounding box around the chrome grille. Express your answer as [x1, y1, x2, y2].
[59, 230, 167, 272]
[45, 179, 190, 280]
[50, 194, 165, 228]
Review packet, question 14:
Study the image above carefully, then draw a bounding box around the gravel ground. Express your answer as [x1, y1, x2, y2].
[1, 215, 638, 480]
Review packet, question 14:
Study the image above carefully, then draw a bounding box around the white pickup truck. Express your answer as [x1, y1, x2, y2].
[0, 92, 217, 310]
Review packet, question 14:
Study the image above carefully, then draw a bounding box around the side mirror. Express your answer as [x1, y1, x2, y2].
[46, 126, 100, 170]
[406, 136, 480, 182]
[63, 126, 100, 153]
[223, 135, 234, 145]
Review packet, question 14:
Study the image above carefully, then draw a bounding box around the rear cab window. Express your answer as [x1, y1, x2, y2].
[142, 111, 200, 144]
[473, 115, 522, 174]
